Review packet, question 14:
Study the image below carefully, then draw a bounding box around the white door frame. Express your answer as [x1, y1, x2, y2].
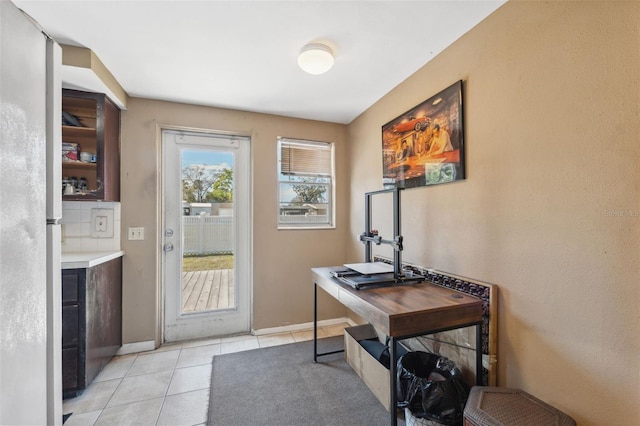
[161, 126, 252, 342]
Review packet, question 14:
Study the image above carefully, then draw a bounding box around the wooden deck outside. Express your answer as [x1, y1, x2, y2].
[182, 269, 234, 312]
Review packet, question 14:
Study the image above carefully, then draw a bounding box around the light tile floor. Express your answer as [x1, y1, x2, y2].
[63, 323, 349, 426]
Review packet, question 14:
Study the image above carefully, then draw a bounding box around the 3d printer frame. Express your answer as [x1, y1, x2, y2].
[333, 188, 424, 289]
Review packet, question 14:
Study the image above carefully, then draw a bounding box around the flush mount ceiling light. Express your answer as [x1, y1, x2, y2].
[297, 43, 334, 75]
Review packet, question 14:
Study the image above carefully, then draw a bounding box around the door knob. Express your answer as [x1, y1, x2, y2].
[164, 243, 174, 252]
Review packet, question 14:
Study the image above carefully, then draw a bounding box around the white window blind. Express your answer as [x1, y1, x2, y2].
[280, 139, 332, 177]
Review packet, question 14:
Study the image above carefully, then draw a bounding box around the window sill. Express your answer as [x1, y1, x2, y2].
[277, 225, 336, 230]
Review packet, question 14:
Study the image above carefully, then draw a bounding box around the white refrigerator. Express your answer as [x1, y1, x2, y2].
[0, 2, 62, 424]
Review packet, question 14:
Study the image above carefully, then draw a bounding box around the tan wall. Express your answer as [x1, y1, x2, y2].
[347, 1, 639, 424]
[120, 99, 348, 345]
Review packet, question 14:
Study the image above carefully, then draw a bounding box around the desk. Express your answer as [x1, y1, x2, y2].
[312, 266, 483, 426]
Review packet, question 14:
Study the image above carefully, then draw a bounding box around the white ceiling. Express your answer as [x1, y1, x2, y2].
[14, 0, 505, 124]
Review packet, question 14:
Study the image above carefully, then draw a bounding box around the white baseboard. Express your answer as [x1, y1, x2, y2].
[117, 318, 358, 354]
[252, 317, 356, 336]
[116, 340, 156, 355]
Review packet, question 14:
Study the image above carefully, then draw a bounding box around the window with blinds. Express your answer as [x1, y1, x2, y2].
[277, 138, 334, 228]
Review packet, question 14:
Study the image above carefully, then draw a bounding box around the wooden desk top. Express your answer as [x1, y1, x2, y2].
[312, 266, 482, 338]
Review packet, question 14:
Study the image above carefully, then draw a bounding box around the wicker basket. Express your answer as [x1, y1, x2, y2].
[463, 386, 576, 426]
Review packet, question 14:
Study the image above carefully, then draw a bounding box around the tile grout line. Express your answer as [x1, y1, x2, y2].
[66, 324, 347, 425]
[153, 350, 179, 426]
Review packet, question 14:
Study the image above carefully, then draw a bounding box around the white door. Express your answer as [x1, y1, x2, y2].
[162, 129, 251, 342]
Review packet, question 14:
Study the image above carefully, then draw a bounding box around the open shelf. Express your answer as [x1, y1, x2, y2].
[62, 89, 120, 201]
[62, 161, 97, 170]
[62, 125, 96, 137]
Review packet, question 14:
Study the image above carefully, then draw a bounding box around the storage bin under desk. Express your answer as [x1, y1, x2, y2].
[345, 324, 391, 411]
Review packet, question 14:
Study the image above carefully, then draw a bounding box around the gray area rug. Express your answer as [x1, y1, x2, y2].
[208, 336, 390, 426]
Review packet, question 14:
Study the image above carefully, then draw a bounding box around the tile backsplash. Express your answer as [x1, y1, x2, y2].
[62, 201, 121, 252]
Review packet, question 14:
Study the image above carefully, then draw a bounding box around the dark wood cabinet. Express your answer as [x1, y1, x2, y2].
[62, 257, 122, 398]
[62, 89, 120, 201]
[61, 270, 84, 393]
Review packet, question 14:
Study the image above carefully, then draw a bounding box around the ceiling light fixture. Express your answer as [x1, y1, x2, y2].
[297, 43, 334, 75]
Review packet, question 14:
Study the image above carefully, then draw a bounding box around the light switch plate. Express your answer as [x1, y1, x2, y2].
[128, 227, 145, 241]
[91, 208, 114, 238]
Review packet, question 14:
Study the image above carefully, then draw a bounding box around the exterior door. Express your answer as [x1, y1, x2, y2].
[162, 129, 250, 342]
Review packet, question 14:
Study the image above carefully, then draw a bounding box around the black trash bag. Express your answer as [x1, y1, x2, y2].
[396, 351, 469, 425]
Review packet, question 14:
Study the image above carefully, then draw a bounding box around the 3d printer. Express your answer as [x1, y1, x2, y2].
[331, 188, 425, 289]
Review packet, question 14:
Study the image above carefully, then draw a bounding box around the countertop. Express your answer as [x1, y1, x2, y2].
[61, 250, 125, 269]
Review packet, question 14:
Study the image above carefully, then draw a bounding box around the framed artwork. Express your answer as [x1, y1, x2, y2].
[382, 80, 464, 189]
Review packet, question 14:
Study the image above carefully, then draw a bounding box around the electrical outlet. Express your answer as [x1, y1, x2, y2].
[91, 208, 114, 238]
[95, 216, 108, 232]
[128, 227, 144, 241]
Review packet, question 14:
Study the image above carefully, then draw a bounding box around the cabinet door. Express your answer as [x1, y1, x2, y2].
[62, 348, 79, 391]
[62, 270, 79, 303]
[61, 268, 86, 398]
[61, 305, 79, 346]
[85, 258, 122, 384]
[101, 96, 121, 201]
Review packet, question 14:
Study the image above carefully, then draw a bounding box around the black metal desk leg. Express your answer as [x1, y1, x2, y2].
[312, 282, 345, 361]
[476, 323, 483, 385]
[389, 337, 398, 426]
[313, 283, 318, 363]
